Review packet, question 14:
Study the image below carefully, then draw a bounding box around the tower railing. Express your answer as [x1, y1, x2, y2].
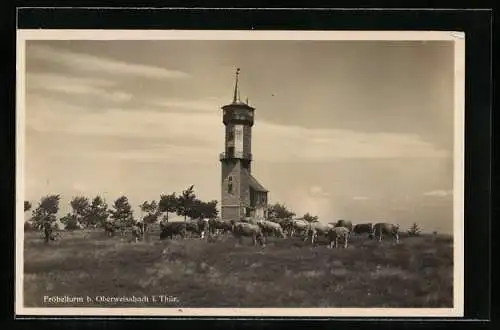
[220, 151, 252, 161]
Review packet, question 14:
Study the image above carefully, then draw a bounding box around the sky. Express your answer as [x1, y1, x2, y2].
[22, 39, 456, 233]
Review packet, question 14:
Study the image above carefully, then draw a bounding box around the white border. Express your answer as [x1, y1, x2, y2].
[15, 30, 465, 318]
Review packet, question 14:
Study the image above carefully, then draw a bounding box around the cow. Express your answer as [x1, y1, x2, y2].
[103, 220, 119, 237]
[231, 222, 266, 246]
[209, 218, 234, 236]
[335, 219, 353, 232]
[327, 226, 351, 249]
[352, 223, 374, 239]
[307, 222, 333, 246]
[159, 221, 188, 240]
[200, 218, 211, 238]
[273, 218, 293, 236]
[131, 222, 143, 242]
[288, 219, 310, 239]
[372, 222, 400, 243]
[182, 218, 210, 239]
[256, 219, 287, 241]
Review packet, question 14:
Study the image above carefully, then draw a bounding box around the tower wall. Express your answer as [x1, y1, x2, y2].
[221, 160, 242, 220]
[243, 125, 252, 164]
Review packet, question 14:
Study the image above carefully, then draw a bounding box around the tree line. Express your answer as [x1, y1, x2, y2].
[23, 185, 218, 233]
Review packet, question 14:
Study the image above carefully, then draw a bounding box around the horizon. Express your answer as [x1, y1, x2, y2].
[22, 39, 456, 234]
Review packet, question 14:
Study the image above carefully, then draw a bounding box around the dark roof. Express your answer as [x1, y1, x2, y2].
[243, 169, 268, 192]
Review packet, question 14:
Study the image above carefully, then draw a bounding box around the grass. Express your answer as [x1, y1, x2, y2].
[23, 229, 454, 308]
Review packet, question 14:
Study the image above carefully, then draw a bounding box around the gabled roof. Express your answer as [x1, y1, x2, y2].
[243, 169, 268, 192]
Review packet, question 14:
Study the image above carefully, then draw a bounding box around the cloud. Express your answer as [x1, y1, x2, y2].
[254, 122, 451, 160]
[27, 44, 191, 79]
[423, 190, 453, 197]
[151, 98, 225, 113]
[27, 72, 133, 103]
[24, 94, 451, 164]
[308, 185, 330, 198]
[352, 196, 369, 200]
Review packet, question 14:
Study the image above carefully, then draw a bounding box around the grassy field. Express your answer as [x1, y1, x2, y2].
[23, 229, 454, 308]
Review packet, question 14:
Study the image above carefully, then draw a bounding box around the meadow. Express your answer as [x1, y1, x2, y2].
[23, 229, 454, 308]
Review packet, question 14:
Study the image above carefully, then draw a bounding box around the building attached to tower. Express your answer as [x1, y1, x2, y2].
[220, 69, 269, 221]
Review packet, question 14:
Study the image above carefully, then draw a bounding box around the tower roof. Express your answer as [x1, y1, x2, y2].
[243, 168, 268, 192]
[228, 68, 251, 106]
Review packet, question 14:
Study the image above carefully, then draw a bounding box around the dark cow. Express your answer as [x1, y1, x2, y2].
[209, 218, 234, 235]
[335, 219, 353, 232]
[327, 226, 350, 248]
[352, 223, 374, 239]
[103, 221, 119, 237]
[131, 222, 143, 242]
[372, 222, 400, 243]
[231, 222, 266, 246]
[159, 221, 188, 240]
[184, 218, 211, 238]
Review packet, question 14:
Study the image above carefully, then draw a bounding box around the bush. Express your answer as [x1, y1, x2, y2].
[407, 222, 422, 237]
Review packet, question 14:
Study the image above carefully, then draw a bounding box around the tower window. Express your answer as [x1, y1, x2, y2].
[228, 176, 233, 194]
[235, 128, 243, 140]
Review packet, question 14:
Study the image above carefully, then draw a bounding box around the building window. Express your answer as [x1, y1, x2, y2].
[228, 176, 233, 194]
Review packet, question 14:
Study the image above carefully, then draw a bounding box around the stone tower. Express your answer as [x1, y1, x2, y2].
[220, 68, 268, 221]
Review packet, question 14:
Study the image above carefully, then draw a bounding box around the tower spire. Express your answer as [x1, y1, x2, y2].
[233, 68, 241, 103]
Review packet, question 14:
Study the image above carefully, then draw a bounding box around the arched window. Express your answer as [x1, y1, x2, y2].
[228, 176, 233, 194]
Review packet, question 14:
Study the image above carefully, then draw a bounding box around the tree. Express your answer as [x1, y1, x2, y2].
[176, 185, 196, 221]
[408, 222, 422, 237]
[87, 195, 109, 228]
[139, 200, 159, 236]
[158, 192, 178, 222]
[267, 203, 295, 220]
[31, 194, 61, 243]
[70, 196, 91, 227]
[203, 200, 219, 219]
[302, 212, 319, 223]
[24, 201, 32, 212]
[109, 196, 135, 235]
[60, 213, 79, 231]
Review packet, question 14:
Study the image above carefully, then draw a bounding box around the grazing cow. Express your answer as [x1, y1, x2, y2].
[256, 219, 287, 241]
[352, 223, 374, 239]
[103, 221, 119, 237]
[159, 221, 188, 240]
[231, 222, 266, 246]
[198, 218, 210, 239]
[289, 219, 310, 239]
[183, 219, 210, 238]
[307, 222, 333, 246]
[372, 222, 400, 243]
[327, 226, 350, 249]
[131, 222, 143, 242]
[274, 218, 293, 236]
[209, 218, 234, 235]
[335, 219, 353, 232]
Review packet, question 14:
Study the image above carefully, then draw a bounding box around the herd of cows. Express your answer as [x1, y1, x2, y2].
[106, 217, 402, 248]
